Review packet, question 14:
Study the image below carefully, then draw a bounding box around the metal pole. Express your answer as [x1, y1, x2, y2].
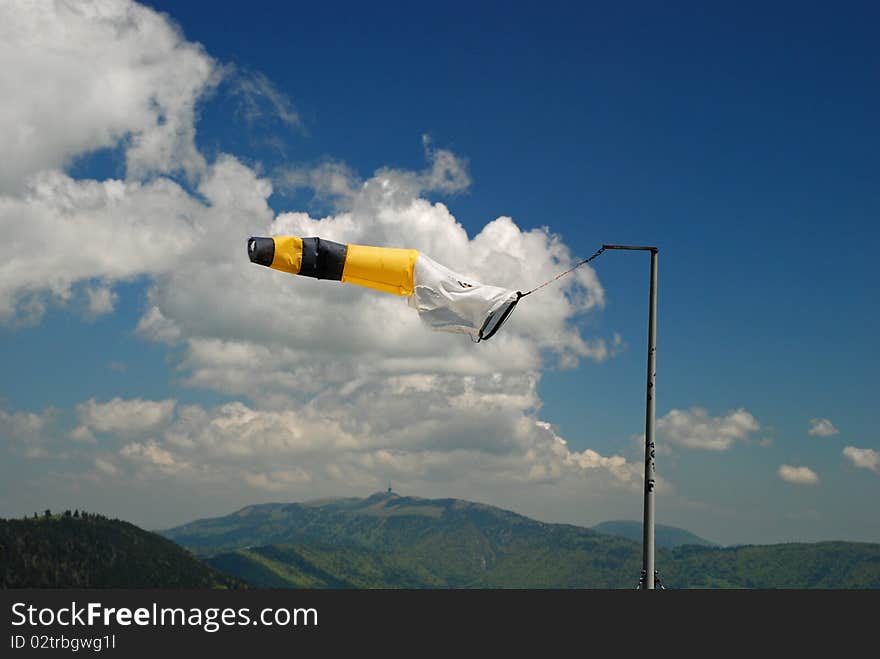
[602, 245, 658, 590]
[642, 248, 658, 589]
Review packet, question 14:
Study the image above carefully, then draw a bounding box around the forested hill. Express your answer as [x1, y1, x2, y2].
[0, 512, 245, 588]
[4, 498, 878, 589]
[593, 520, 717, 548]
[164, 492, 880, 588]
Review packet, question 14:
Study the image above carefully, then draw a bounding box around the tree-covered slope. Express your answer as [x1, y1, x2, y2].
[593, 520, 718, 548]
[663, 542, 880, 588]
[0, 512, 245, 588]
[166, 493, 880, 589]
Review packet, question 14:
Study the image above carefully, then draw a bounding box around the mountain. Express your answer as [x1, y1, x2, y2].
[162, 492, 880, 588]
[0, 513, 245, 588]
[165, 492, 642, 588]
[593, 520, 717, 548]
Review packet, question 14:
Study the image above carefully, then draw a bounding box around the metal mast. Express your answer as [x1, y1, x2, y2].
[602, 245, 658, 589]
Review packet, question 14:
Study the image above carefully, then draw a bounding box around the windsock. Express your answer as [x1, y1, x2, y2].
[247, 236, 520, 341]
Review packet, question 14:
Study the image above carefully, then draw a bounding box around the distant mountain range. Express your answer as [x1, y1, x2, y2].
[592, 520, 717, 548]
[2, 496, 877, 588]
[0, 513, 244, 588]
[167, 492, 640, 588]
[162, 492, 880, 589]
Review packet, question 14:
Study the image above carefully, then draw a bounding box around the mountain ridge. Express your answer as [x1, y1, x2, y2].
[162, 492, 880, 588]
[593, 519, 718, 548]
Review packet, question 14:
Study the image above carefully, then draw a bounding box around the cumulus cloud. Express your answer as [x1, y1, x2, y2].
[161, 166, 604, 371]
[0, 2, 608, 372]
[94, 456, 120, 476]
[0, 407, 59, 458]
[0, 0, 217, 192]
[777, 465, 819, 485]
[0, 153, 213, 324]
[656, 407, 760, 451]
[135, 304, 183, 344]
[416, 134, 472, 194]
[121, 440, 181, 469]
[0, 0, 229, 323]
[73, 397, 176, 441]
[276, 135, 471, 213]
[842, 446, 880, 474]
[808, 418, 839, 437]
[276, 160, 361, 208]
[0, 1, 636, 522]
[84, 284, 119, 317]
[62, 386, 639, 498]
[0, 384, 641, 524]
[69, 425, 98, 444]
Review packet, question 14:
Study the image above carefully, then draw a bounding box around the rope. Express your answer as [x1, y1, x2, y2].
[518, 245, 607, 298]
[474, 244, 607, 344]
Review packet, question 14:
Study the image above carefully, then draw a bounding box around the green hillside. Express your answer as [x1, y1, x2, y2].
[165, 492, 880, 589]
[209, 544, 435, 588]
[663, 542, 880, 588]
[0, 512, 245, 588]
[168, 492, 641, 587]
[593, 520, 717, 548]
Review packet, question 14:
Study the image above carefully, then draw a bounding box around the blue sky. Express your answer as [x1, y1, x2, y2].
[0, 0, 877, 545]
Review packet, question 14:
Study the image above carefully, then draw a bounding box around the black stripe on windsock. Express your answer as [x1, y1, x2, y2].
[299, 237, 348, 281]
[248, 237, 275, 267]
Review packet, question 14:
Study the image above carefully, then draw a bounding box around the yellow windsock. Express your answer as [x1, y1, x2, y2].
[247, 235, 520, 341]
[248, 235, 418, 296]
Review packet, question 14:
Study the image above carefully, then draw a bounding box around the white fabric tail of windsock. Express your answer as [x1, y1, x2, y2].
[408, 255, 520, 341]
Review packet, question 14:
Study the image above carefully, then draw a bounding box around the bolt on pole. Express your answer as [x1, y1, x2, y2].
[602, 245, 658, 590]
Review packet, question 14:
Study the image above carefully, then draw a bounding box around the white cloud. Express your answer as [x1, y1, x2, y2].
[74, 397, 176, 437]
[416, 134, 472, 194]
[121, 440, 181, 469]
[276, 161, 361, 208]
[79, 384, 640, 496]
[0, 407, 59, 458]
[610, 331, 626, 356]
[0, 386, 640, 511]
[0, 2, 607, 373]
[842, 446, 880, 474]
[85, 284, 118, 317]
[70, 425, 97, 444]
[0, 0, 231, 323]
[0, 168, 205, 323]
[94, 455, 120, 476]
[777, 464, 819, 485]
[808, 418, 839, 437]
[0, 0, 218, 192]
[144, 164, 607, 387]
[0, 1, 638, 524]
[276, 135, 471, 211]
[232, 70, 301, 130]
[0, 408, 49, 435]
[656, 407, 760, 451]
[135, 304, 183, 344]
